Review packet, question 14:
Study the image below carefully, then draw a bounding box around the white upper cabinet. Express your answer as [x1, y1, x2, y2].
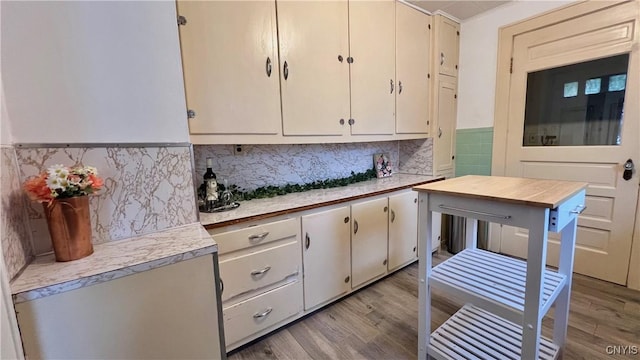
[278, 1, 350, 136]
[395, 2, 432, 134]
[348, 0, 396, 135]
[435, 15, 460, 77]
[177, 1, 281, 135]
[434, 76, 457, 175]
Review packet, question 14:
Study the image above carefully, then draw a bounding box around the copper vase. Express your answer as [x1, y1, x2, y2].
[43, 196, 93, 262]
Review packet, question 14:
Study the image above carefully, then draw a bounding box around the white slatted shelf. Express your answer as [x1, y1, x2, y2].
[429, 304, 559, 360]
[430, 248, 566, 324]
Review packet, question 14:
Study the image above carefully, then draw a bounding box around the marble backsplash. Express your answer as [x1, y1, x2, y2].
[398, 138, 433, 175]
[15, 146, 198, 255]
[194, 142, 402, 191]
[194, 140, 433, 192]
[1, 146, 34, 280]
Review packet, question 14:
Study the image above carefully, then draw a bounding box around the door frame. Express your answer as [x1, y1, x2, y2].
[491, 0, 640, 289]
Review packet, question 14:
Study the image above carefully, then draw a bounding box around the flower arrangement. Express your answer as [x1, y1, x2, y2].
[23, 164, 104, 203]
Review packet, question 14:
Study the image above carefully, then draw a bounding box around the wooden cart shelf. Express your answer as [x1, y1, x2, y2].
[429, 304, 559, 360]
[430, 248, 566, 324]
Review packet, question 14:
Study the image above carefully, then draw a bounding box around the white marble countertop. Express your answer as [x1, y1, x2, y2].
[10, 223, 217, 303]
[200, 173, 443, 228]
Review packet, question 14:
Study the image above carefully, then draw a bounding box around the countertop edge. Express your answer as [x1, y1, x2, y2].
[203, 176, 445, 230]
[11, 223, 218, 303]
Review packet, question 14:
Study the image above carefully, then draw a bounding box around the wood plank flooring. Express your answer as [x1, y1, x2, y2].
[228, 252, 640, 360]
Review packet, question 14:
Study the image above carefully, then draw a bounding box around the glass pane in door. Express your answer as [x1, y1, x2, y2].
[523, 54, 629, 146]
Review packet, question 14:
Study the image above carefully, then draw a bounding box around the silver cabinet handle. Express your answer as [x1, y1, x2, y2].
[441, 52, 445, 66]
[248, 232, 269, 242]
[438, 127, 442, 138]
[398, 81, 403, 94]
[390, 79, 394, 94]
[305, 232, 310, 250]
[253, 307, 273, 319]
[354, 220, 359, 234]
[251, 266, 271, 276]
[390, 210, 396, 223]
[283, 61, 289, 80]
[266, 57, 272, 77]
[570, 205, 587, 214]
[219, 278, 223, 295]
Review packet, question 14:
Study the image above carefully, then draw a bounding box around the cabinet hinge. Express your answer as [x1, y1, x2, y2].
[510, 58, 513, 74]
[187, 109, 196, 119]
[177, 15, 187, 26]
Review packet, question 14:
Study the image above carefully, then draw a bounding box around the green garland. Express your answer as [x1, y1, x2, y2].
[227, 168, 377, 202]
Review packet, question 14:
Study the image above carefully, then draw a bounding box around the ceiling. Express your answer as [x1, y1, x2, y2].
[407, 1, 510, 21]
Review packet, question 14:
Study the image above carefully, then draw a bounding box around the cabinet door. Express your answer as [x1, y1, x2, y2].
[351, 197, 389, 287]
[177, 1, 281, 135]
[302, 206, 351, 310]
[278, 1, 350, 136]
[349, 0, 395, 135]
[436, 15, 460, 77]
[434, 76, 457, 175]
[395, 3, 431, 134]
[16, 255, 222, 359]
[388, 191, 418, 271]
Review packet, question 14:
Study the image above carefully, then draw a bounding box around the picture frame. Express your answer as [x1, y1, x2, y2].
[373, 153, 392, 178]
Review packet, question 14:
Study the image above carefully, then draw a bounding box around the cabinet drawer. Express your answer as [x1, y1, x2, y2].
[549, 189, 586, 232]
[212, 218, 299, 254]
[223, 281, 303, 347]
[219, 241, 301, 302]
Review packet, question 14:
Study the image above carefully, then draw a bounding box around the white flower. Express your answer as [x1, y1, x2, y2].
[84, 166, 98, 175]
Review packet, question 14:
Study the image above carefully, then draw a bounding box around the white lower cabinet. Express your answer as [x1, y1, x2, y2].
[15, 255, 224, 359]
[388, 191, 419, 270]
[222, 281, 303, 346]
[211, 217, 303, 350]
[351, 197, 389, 287]
[212, 188, 424, 352]
[301, 206, 352, 310]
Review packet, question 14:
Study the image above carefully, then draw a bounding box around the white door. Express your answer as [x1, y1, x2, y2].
[351, 197, 388, 287]
[278, 1, 350, 136]
[388, 191, 418, 271]
[301, 206, 351, 310]
[501, 2, 639, 285]
[177, 1, 281, 135]
[395, 2, 431, 134]
[348, 0, 395, 135]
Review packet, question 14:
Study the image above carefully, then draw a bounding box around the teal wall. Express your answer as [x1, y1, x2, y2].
[455, 127, 493, 177]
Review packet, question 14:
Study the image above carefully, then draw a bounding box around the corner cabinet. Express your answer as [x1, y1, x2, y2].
[432, 15, 460, 178]
[395, 2, 432, 134]
[415, 176, 587, 359]
[15, 255, 224, 359]
[433, 76, 457, 176]
[177, 1, 281, 135]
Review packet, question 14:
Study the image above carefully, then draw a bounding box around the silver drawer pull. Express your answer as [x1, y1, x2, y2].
[250, 266, 271, 276]
[248, 232, 269, 241]
[570, 205, 587, 214]
[253, 307, 273, 319]
[438, 204, 512, 220]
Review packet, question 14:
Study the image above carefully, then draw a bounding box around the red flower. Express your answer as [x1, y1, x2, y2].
[23, 173, 54, 203]
[89, 174, 104, 190]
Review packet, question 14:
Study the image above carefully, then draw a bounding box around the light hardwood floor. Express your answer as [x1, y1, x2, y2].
[229, 252, 640, 360]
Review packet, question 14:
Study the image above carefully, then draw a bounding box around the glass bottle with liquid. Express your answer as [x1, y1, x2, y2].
[204, 157, 218, 210]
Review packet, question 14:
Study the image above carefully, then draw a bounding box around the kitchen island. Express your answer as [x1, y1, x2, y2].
[414, 175, 587, 359]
